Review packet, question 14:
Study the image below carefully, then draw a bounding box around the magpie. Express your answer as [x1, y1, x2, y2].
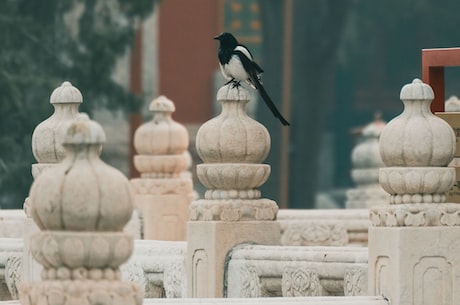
[214, 32, 290, 126]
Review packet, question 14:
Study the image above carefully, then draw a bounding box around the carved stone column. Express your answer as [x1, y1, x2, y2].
[187, 84, 280, 298]
[130, 96, 193, 240]
[23, 82, 82, 283]
[20, 114, 142, 305]
[368, 79, 460, 305]
[346, 115, 389, 209]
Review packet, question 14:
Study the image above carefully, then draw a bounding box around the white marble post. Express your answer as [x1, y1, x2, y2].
[130, 96, 193, 240]
[20, 114, 142, 305]
[187, 84, 280, 298]
[23, 81, 82, 283]
[346, 115, 389, 209]
[368, 79, 460, 305]
[436, 95, 460, 203]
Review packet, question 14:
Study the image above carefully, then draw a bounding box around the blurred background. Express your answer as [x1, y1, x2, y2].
[2, 0, 460, 209]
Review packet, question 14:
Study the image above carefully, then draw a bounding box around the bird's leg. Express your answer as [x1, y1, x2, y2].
[225, 78, 235, 86]
[231, 80, 241, 88]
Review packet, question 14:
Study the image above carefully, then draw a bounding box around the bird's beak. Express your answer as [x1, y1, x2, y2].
[213, 35, 220, 40]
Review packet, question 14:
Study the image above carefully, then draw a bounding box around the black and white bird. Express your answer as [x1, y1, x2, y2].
[214, 32, 290, 126]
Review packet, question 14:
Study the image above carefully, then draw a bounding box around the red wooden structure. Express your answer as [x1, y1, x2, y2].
[422, 47, 460, 112]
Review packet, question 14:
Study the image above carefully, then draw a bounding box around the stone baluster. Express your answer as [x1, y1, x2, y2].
[23, 81, 82, 283]
[436, 95, 460, 203]
[346, 114, 389, 209]
[20, 114, 142, 305]
[368, 79, 460, 305]
[130, 96, 193, 240]
[187, 84, 280, 298]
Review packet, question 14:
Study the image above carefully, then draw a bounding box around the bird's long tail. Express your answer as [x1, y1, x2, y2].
[250, 76, 290, 126]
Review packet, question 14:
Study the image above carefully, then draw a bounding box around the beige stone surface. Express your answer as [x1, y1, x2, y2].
[0, 296, 390, 305]
[187, 221, 280, 298]
[369, 226, 460, 304]
[131, 96, 193, 241]
[370, 79, 459, 305]
[21, 114, 142, 305]
[277, 209, 370, 246]
[227, 245, 368, 297]
[346, 116, 388, 209]
[379, 79, 455, 167]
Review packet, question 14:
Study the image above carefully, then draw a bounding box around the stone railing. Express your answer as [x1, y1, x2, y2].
[226, 245, 368, 298]
[0, 239, 22, 300]
[123, 240, 187, 298]
[278, 209, 370, 246]
[0, 296, 388, 305]
[0, 239, 370, 300]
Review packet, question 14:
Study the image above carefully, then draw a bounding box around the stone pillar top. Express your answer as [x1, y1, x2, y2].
[50, 81, 83, 105]
[190, 84, 277, 221]
[149, 95, 176, 113]
[372, 79, 457, 226]
[133, 96, 189, 178]
[63, 113, 106, 145]
[31, 81, 82, 171]
[399, 78, 434, 100]
[445, 95, 460, 112]
[196, 84, 270, 164]
[380, 78, 455, 167]
[29, 114, 133, 232]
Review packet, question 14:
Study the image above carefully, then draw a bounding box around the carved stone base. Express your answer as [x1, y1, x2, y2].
[189, 199, 278, 221]
[368, 226, 460, 305]
[187, 220, 280, 298]
[19, 279, 143, 305]
[370, 203, 460, 226]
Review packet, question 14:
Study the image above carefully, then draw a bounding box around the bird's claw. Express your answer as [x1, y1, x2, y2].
[231, 80, 241, 88]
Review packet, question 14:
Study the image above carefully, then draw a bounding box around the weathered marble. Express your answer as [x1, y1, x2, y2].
[346, 116, 389, 209]
[226, 245, 368, 298]
[369, 79, 460, 305]
[20, 114, 142, 305]
[278, 209, 370, 246]
[130, 96, 193, 240]
[0, 296, 389, 305]
[187, 84, 280, 298]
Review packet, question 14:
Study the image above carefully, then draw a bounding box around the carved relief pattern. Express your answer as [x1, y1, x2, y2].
[280, 223, 348, 246]
[370, 203, 460, 227]
[20, 280, 143, 305]
[343, 266, 367, 296]
[5, 254, 22, 300]
[163, 258, 187, 298]
[238, 265, 262, 298]
[282, 268, 321, 297]
[189, 199, 278, 221]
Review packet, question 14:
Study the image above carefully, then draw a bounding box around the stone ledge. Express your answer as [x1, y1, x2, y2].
[370, 203, 460, 226]
[189, 199, 278, 221]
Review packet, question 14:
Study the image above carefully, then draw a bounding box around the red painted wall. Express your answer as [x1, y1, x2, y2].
[158, 0, 219, 123]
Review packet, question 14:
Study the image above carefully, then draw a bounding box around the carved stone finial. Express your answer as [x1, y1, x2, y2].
[445, 95, 460, 112]
[346, 115, 388, 209]
[22, 115, 142, 305]
[380, 78, 455, 167]
[190, 84, 277, 221]
[371, 79, 457, 226]
[130, 96, 193, 240]
[31, 81, 82, 177]
[133, 95, 189, 178]
[196, 85, 270, 164]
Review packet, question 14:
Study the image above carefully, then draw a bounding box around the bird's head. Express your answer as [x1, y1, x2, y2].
[213, 32, 238, 48]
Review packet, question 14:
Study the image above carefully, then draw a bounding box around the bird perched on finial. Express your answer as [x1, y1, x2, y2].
[214, 32, 290, 126]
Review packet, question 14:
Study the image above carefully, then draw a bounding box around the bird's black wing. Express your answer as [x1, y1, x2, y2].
[233, 50, 290, 126]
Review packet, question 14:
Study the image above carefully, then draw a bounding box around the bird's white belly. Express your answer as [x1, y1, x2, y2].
[222, 55, 248, 81]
